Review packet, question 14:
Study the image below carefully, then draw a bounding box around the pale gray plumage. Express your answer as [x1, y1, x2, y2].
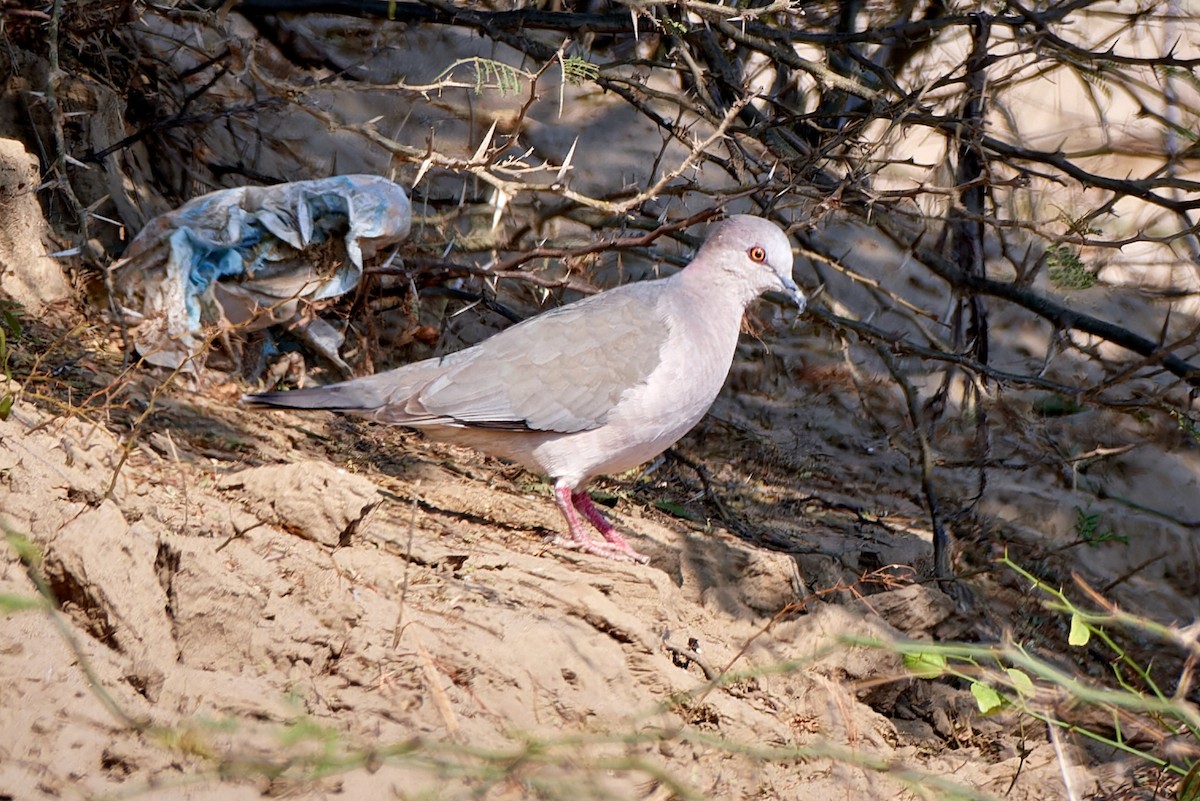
[243, 215, 805, 562]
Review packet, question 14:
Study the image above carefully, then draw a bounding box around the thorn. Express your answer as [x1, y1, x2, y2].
[555, 138, 578, 184]
[412, 156, 434, 189]
[471, 119, 499, 163]
[491, 187, 509, 232]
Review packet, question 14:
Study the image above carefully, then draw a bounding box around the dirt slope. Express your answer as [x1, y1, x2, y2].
[2, 6, 1197, 799]
[0, 387, 1086, 800]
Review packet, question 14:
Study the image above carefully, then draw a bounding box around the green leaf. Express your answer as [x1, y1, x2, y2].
[661, 17, 688, 36]
[1177, 758, 1200, 801]
[1068, 612, 1091, 647]
[1032, 394, 1083, 417]
[1072, 505, 1127, 546]
[0, 593, 43, 614]
[1, 308, 20, 338]
[653, 500, 703, 522]
[0, 394, 11, 421]
[1176, 411, 1200, 444]
[903, 651, 947, 679]
[1005, 668, 1036, 697]
[586, 490, 619, 508]
[971, 681, 1004, 714]
[4, 532, 41, 566]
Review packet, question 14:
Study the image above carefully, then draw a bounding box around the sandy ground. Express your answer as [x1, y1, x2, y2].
[2, 7, 1198, 800]
[1, 304, 1192, 799]
[0, 375, 1083, 801]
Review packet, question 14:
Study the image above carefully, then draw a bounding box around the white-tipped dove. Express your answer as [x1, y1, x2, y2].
[243, 215, 805, 563]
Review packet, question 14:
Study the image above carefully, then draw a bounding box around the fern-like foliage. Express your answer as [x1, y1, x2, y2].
[1171, 409, 1200, 443]
[660, 17, 688, 36]
[1077, 61, 1116, 100]
[560, 55, 599, 86]
[1159, 64, 1200, 97]
[436, 58, 527, 97]
[1046, 244, 1095, 290]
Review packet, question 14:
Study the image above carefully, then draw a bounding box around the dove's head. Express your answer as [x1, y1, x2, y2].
[699, 215, 806, 312]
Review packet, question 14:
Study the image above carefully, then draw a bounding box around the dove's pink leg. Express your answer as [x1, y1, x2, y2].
[572, 490, 633, 548]
[551, 485, 649, 564]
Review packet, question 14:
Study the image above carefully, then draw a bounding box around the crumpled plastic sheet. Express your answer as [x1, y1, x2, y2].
[110, 174, 411, 372]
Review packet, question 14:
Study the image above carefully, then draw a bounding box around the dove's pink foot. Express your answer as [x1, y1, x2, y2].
[551, 485, 649, 564]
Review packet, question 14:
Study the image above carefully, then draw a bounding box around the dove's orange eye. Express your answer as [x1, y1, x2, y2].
[748, 246, 767, 263]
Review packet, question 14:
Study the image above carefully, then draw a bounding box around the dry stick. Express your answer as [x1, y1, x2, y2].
[710, 15, 877, 100]
[486, 207, 723, 274]
[981, 134, 1200, 214]
[1009, 4, 1200, 69]
[44, 0, 88, 240]
[391, 481, 421, 650]
[105, 377, 177, 498]
[423, 0, 788, 192]
[944, 14, 992, 506]
[870, 341, 954, 586]
[103, 340, 221, 499]
[84, 54, 239, 164]
[242, 0, 1200, 198]
[230, 0, 637, 34]
[661, 448, 743, 537]
[848, 105, 1200, 216]
[857, 215, 1200, 387]
[103, 286, 317, 497]
[229, 0, 1200, 73]
[378, 259, 597, 295]
[214, 519, 267, 553]
[1091, 320, 1200, 394]
[349, 94, 753, 217]
[608, 97, 753, 216]
[661, 640, 720, 682]
[593, 79, 744, 181]
[1045, 713, 1084, 801]
[412, 634, 463, 741]
[807, 306, 1085, 399]
[685, 26, 817, 170]
[689, 568, 912, 706]
[370, 204, 744, 321]
[1099, 552, 1168, 595]
[251, 13, 769, 201]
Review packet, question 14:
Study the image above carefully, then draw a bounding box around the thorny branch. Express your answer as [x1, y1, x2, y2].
[36, 1, 1200, 581]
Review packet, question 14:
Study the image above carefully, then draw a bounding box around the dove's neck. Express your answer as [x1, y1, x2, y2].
[673, 250, 764, 316]
[666, 256, 757, 377]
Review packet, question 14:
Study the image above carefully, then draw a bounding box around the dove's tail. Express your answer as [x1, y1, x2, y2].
[241, 362, 444, 418]
[242, 384, 373, 413]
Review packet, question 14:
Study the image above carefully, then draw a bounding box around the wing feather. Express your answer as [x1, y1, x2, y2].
[245, 282, 671, 434]
[413, 285, 668, 432]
